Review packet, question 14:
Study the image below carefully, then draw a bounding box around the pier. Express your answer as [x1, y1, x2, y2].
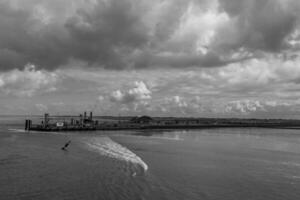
[25, 112, 300, 132]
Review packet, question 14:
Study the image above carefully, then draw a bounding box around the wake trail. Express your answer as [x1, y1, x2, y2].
[8, 128, 26, 133]
[83, 136, 148, 172]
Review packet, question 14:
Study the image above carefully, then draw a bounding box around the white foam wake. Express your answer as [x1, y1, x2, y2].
[281, 161, 300, 168]
[8, 128, 26, 133]
[83, 137, 148, 172]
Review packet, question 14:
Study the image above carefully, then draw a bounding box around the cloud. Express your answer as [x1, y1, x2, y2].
[1, 0, 299, 70]
[109, 81, 151, 104]
[2, 0, 300, 117]
[48, 53, 300, 117]
[0, 64, 58, 96]
[1, 64, 299, 117]
[224, 100, 265, 114]
[164, 96, 188, 108]
[64, 0, 150, 69]
[217, 0, 299, 52]
[219, 99, 300, 118]
[0, 0, 149, 70]
[35, 103, 48, 112]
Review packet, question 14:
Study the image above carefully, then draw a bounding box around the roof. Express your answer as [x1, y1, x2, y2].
[130, 115, 153, 122]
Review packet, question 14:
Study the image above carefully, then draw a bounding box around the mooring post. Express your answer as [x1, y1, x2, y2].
[28, 120, 31, 130]
[25, 119, 32, 131]
[25, 119, 28, 131]
[79, 114, 83, 126]
[44, 113, 49, 128]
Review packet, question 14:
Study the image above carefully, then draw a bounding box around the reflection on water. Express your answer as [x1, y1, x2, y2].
[132, 128, 300, 154]
[133, 130, 185, 141]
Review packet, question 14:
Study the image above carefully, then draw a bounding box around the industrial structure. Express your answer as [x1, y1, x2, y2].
[26, 112, 98, 131]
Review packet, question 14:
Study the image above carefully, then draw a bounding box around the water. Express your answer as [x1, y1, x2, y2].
[1, 116, 300, 200]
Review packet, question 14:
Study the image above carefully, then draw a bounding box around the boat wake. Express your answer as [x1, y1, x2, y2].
[281, 161, 300, 168]
[83, 137, 148, 172]
[8, 128, 26, 133]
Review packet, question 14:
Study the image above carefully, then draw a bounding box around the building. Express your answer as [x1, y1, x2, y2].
[130, 116, 154, 124]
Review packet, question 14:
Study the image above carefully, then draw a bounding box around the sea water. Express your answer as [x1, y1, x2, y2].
[1, 116, 300, 200]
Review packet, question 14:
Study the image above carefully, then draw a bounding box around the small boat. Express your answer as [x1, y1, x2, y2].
[61, 140, 71, 150]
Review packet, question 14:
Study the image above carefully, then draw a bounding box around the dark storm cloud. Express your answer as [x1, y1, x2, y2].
[218, 0, 299, 51]
[0, 0, 299, 71]
[0, 0, 149, 70]
[0, 1, 73, 70]
[151, 0, 189, 44]
[134, 52, 229, 68]
[64, 0, 149, 69]
[0, 3, 32, 70]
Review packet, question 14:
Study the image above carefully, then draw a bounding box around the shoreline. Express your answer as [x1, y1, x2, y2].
[27, 124, 300, 132]
[25, 113, 300, 132]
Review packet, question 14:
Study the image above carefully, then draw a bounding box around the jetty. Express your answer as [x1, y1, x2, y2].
[25, 112, 300, 132]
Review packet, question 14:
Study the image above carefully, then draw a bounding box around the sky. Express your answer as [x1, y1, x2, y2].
[1, 0, 300, 118]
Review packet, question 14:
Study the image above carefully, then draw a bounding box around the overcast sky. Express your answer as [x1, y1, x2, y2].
[1, 0, 300, 118]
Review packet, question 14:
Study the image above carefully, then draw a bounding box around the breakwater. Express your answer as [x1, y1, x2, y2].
[25, 112, 300, 132]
